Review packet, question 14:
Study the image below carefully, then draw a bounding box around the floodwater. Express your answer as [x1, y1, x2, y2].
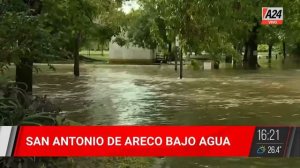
[33, 63, 300, 168]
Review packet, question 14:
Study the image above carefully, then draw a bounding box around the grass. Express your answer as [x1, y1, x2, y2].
[53, 157, 154, 168]
[80, 50, 109, 62]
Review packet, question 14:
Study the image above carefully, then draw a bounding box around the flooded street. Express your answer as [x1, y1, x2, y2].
[34, 64, 300, 126]
[2, 0, 299, 167]
[33, 64, 300, 167]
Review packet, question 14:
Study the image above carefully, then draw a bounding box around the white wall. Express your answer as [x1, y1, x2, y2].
[109, 41, 155, 64]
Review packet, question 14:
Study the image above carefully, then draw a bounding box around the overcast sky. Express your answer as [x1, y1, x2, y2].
[122, 0, 140, 14]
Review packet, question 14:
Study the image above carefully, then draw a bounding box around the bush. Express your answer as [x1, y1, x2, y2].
[0, 82, 65, 168]
[189, 59, 200, 70]
[0, 82, 62, 126]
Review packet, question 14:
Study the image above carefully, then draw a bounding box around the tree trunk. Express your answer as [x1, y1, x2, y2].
[74, 33, 81, 77]
[179, 48, 183, 79]
[16, 58, 33, 93]
[225, 55, 232, 63]
[283, 41, 286, 60]
[247, 22, 259, 69]
[14, 0, 42, 94]
[247, 42, 258, 69]
[101, 43, 104, 56]
[168, 42, 172, 54]
[243, 42, 248, 65]
[168, 42, 172, 63]
[233, 60, 237, 68]
[268, 44, 272, 64]
[214, 61, 220, 69]
[174, 47, 178, 72]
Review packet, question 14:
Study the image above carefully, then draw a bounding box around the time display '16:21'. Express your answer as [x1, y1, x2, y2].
[257, 129, 280, 141]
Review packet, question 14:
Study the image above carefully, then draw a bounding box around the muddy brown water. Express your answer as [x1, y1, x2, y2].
[32, 64, 300, 168]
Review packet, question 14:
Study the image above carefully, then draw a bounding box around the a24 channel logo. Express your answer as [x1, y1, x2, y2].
[261, 7, 283, 25]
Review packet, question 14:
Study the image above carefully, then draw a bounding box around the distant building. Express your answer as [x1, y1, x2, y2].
[109, 39, 155, 64]
[109, 1, 152, 64]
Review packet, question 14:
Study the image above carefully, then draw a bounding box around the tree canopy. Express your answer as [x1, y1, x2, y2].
[124, 0, 300, 64]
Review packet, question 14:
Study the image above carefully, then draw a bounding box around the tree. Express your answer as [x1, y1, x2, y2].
[91, 5, 125, 56]
[259, 26, 281, 63]
[41, 0, 97, 77]
[42, 0, 123, 77]
[0, 0, 60, 93]
[126, 10, 159, 49]
[130, 0, 243, 69]
[281, 0, 300, 57]
[227, 0, 300, 68]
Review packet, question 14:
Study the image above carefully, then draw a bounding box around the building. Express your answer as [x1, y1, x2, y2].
[109, 40, 155, 64]
[108, 1, 155, 64]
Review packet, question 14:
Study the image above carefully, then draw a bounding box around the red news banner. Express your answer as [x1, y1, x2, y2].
[13, 126, 255, 157]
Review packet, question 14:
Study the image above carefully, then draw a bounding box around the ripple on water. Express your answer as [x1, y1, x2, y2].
[33, 65, 300, 127]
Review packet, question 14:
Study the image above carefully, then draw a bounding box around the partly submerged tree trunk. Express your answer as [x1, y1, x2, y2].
[16, 58, 33, 93]
[179, 49, 183, 79]
[74, 33, 81, 77]
[101, 43, 104, 56]
[268, 44, 273, 64]
[283, 41, 286, 60]
[168, 42, 172, 63]
[246, 22, 260, 69]
[214, 61, 220, 69]
[247, 42, 258, 69]
[174, 48, 178, 72]
[225, 55, 232, 63]
[233, 60, 237, 68]
[168, 42, 172, 55]
[243, 42, 248, 64]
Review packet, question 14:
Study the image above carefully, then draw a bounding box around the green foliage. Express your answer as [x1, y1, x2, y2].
[0, 81, 70, 167]
[126, 0, 300, 60]
[189, 59, 200, 71]
[126, 10, 159, 49]
[113, 36, 128, 47]
[258, 44, 269, 52]
[0, 3, 61, 67]
[0, 83, 61, 125]
[41, 0, 124, 56]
